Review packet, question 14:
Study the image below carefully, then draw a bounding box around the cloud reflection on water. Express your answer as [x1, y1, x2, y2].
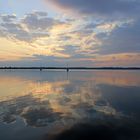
[0, 70, 140, 139]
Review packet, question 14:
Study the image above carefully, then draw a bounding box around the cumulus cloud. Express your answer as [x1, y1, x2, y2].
[0, 12, 62, 42]
[22, 11, 62, 30]
[1, 14, 16, 22]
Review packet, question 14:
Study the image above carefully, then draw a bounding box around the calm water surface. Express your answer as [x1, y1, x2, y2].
[0, 70, 140, 140]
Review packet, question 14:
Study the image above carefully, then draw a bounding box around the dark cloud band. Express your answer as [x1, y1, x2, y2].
[47, 0, 140, 17]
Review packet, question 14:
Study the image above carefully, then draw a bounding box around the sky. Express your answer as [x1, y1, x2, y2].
[0, 0, 140, 67]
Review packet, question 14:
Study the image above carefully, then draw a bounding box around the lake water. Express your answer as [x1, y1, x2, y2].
[0, 70, 140, 140]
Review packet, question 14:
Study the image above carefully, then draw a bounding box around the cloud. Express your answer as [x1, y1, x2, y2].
[0, 9, 140, 66]
[1, 14, 16, 22]
[93, 53, 140, 67]
[46, 0, 140, 17]
[22, 11, 62, 30]
[98, 19, 140, 55]
[0, 12, 62, 42]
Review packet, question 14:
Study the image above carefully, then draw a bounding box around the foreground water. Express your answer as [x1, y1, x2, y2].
[0, 70, 140, 140]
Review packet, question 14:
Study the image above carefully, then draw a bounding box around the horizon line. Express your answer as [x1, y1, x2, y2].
[0, 66, 140, 71]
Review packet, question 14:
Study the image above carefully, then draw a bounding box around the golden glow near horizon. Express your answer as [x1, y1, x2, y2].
[0, 71, 140, 101]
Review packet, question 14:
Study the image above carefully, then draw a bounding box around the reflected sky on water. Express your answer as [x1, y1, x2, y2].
[0, 70, 140, 140]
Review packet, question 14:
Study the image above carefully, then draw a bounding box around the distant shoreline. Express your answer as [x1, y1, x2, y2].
[0, 67, 140, 71]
